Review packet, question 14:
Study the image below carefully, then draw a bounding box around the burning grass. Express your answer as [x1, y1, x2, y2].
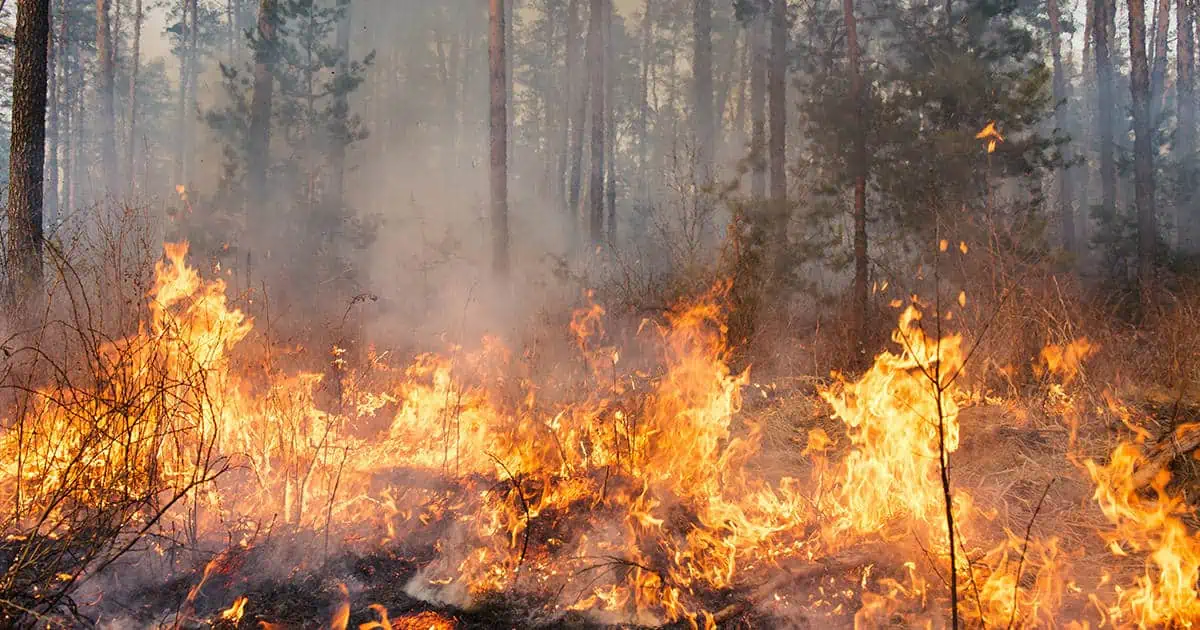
[1, 242, 1199, 628]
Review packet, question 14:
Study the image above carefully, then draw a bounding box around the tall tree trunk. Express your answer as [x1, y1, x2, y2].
[1178, 0, 1196, 251]
[1095, 0, 1117, 222]
[61, 33, 73, 217]
[693, 0, 713, 184]
[247, 0, 277, 214]
[489, 0, 510, 274]
[6, 0, 52, 303]
[567, 0, 587, 246]
[1149, 0, 1170, 121]
[1048, 0, 1076, 255]
[1128, 0, 1157, 305]
[844, 0, 868, 355]
[328, 0, 352, 209]
[750, 8, 766, 200]
[127, 0, 142, 194]
[768, 0, 788, 275]
[185, 0, 198, 185]
[586, 0, 606, 245]
[46, 11, 58, 224]
[560, 0, 580, 232]
[96, 0, 118, 194]
[174, 0, 188, 186]
[605, 0, 616, 245]
[637, 0, 651, 208]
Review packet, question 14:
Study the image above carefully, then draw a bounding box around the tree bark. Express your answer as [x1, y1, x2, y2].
[96, 0, 118, 194]
[185, 0, 198, 184]
[769, 0, 788, 275]
[1048, 0, 1076, 255]
[637, 0, 651, 208]
[1128, 0, 1157, 306]
[586, 0, 606, 245]
[605, 0, 616, 246]
[693, 0, 713, 184]
[6, 0, 52, 303]
[247, 0, 277, 213]
[173, 0, 187, 187]
[1095, 0, 1117, 222]
[568, 0, 587, 246]
[127, 0, 142, 195]
[844, 0, 868, 355]
[1149, 0, 1170, 120]
[490, 0, 510, 274]
[45, 8, 58, 224]
[750, 7, 766, 200]
[1177, 0, 1196, 251]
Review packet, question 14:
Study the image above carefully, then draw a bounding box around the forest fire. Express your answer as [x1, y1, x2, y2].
[1, 242, 1198, 629]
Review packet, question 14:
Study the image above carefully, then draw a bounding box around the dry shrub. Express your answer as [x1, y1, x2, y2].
[0, 203, 234, 627]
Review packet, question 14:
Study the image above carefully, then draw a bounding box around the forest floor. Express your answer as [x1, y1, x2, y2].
[99, 375, 1200, 630]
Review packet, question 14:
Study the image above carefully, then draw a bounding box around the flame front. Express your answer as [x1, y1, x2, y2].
[2, 242, 1198, 628]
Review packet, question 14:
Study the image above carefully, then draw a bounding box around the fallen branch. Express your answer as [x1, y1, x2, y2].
[1132, 422, 1200, 490]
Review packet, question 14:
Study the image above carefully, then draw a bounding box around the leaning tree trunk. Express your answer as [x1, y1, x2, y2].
[96, 0, 119, 194]
[6, 0, 52, 304]
[768, 0, 788, 279]
[489, 0, 510, 275]
[1095, 0, 1117, 222]
[1177, 0, 1196, 251]
[844, 0, 869, 356]
[1048, 0, 1076, 255]
[1128, 0, 1157, 307]
[247, 0, 277, 215]
[586, 0, 606, 245]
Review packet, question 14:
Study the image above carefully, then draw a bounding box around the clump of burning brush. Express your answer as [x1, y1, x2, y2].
[0, 248, 232, 628]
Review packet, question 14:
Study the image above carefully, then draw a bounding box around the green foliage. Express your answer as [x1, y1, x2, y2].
[795, 0, 1062, 266]
[206, 0, 375, 288]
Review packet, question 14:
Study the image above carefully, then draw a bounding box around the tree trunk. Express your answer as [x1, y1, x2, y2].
[247, 0, 277, 213]
[489, 0, 510, 274]
[127, 0, 142, 195]
[96, 0, 118, 194]
[185, 0, 199, 185]
[769, 0, 788, 275]
[174, 0, 188, 186]
[568, 0, 587, 246]
[587, 0, 606, 245]
[560, 0, 581, 236]
[637, 0, 651, 208]
[1128, 0, 1157, 305]
[46, 10, 58, 224]
[605, 0, 616, 246]
[6, 0, 52, 303]
[1149, 0, 1170, 120]
[1048, 0, 1076, 255]
[1178, 0, 1196, 251]
[750, 8, 766, 200]
[844, 0, 868, 355]
[328, 0, 352, 209]
[1095, 0, 1117, 221]
[693, 0, 713, 184]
